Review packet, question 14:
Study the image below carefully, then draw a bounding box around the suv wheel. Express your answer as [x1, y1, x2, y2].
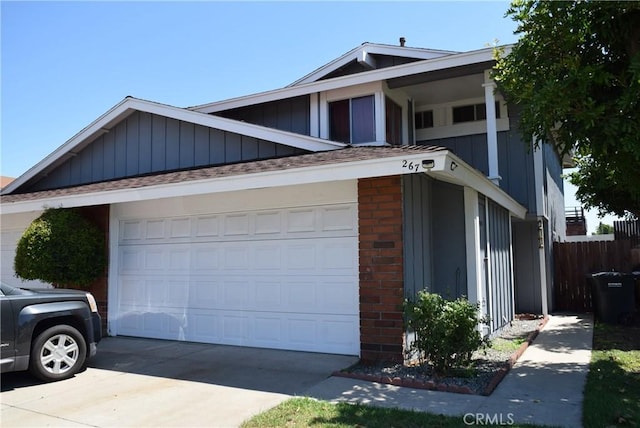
[29, 325, 87, 381]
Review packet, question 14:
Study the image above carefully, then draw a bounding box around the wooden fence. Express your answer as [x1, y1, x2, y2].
[614, 220, 640, 245]
[553, 240, 635, 312]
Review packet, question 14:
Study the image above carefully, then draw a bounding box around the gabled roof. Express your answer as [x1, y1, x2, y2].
[287, 42, 457, 87]
[190, 46, 504, 114]
[0, 145, 526, 219]
[2, 97, 345, 196]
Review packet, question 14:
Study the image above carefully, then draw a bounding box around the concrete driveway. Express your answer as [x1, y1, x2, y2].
[1, 336, 358, 427]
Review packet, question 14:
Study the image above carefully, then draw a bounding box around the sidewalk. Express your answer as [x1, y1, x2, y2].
[305, 314, 593, 428]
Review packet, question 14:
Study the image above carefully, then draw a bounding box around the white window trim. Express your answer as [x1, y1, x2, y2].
[320, 82, 386, 145]
[414, 96, 509, 141]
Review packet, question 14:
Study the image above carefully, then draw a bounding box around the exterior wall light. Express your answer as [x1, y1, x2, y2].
[422, 159, 435, 169]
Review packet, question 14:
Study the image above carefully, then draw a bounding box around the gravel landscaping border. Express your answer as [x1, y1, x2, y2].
[332, 314, 549, 396]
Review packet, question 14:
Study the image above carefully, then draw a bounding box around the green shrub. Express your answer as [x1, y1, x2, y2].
[14, 208, 106, 288]
[404, 291, 489, 375]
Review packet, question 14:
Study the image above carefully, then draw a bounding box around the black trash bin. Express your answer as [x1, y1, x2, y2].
[589, 272, 636, 324]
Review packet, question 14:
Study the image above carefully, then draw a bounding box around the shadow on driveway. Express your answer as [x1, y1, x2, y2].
[2, 336, 358, 396]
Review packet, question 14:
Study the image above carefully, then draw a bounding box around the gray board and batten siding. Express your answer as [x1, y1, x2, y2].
[417, 129, 536, 214]
[403, 174, 515, 335]
[483, 198, 515, 333]
[214, 96, 311, 135]
[21, 111, 307, 193]
[402, 175, 467, 302]
[512, 221, 544, 314]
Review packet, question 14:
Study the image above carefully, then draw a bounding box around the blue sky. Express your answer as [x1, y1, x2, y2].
[0, 1, 618, 231]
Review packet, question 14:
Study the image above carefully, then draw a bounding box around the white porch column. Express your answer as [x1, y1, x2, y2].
[483, 70, 501, 185]
[309, 93, 319, 138]
[319, 92, 328, 140]
[464, 187, 485, 331]
[375, 91, 385, 144]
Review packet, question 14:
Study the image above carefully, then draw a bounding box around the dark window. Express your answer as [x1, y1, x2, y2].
[385, 97, 402, 145]
[329, 99, 350, 143]
[329, 95, 375, 144]
[415, 110, 434, 129]
[453, 105, 476, 123]
[452, 102, 500, 124]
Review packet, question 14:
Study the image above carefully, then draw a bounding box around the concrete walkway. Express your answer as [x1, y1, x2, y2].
[306, 314, 593, 428]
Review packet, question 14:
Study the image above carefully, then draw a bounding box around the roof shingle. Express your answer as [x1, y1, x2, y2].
[1, 146, 446, 204]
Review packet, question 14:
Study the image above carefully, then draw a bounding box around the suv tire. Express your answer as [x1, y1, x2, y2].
[29, 325, 87, 381]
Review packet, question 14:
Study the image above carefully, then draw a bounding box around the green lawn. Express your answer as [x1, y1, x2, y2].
[241, 397, 550, 428]
[583, 322, 640, 428]
[243, 320, 640, 428]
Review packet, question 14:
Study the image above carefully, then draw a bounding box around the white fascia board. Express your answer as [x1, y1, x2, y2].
[1, 97, 133, 195]
[288, 43, 458, 87]
[1, 150, 526, 219]
[430, 152, 527, 219]
[192, 46, 507, 114]
[0, 152, 451, 215]
[126, 98, 344, 151]
[2, 97, 345, 196]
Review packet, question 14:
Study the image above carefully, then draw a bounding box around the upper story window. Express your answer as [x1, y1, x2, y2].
[414, 110, 434, 129]
[452, 102, 500, 124]
[385, 97, 402, 146]
[329, 95, 375, 144]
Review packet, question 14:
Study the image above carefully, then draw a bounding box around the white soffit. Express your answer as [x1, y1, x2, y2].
[431, 152, 527, 219]
[2, 97, 345, 195]
[287, 43, 458, 87]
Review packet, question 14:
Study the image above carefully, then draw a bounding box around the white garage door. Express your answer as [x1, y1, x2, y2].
[115, 202, 359, 355]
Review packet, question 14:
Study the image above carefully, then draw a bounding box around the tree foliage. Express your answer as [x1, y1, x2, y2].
[594, 222, 614, 235]
[493, 0, 640, 218]
[14, 208, 106, 288]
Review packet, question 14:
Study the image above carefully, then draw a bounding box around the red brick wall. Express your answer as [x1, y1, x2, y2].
[358, 176, 404, 363]
[78, 205, 109, 335]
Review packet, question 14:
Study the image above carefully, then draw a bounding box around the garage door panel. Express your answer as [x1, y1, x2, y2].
[118, 309, 187, 341]
[194, 248, 220, 271]
[118, 275, 356, 314]
[195, 216, 220, 237]
[116, 306, 359, 354]
[190, 312, 220, 342]
[119, 205, 356, 244]
[255, 211, 282, 235]
[116, 202, 359, 355]
[254, 245, 282, 269]
[254, 281, 282, 307]
[223, 246, 249, 270]
[253, 316, 283, 345]
[189, 280, 221, 308]
[319, 281, 359, 313]
[222, 314, 248, 342]
[169, 218, 191, 238]
[222, 280, 250, 308]
[321, 206, 356, 231]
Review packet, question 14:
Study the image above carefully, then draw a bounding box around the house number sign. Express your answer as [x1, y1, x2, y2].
[402, 160, 422, 172]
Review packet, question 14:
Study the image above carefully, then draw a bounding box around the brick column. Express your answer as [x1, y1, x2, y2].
[79, 205, 110, 335]
[358, 176, 404, 363]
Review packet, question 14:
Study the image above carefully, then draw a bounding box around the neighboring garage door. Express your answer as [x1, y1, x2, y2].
[1, 212, 49, 288]
[114, 198, 359, 355]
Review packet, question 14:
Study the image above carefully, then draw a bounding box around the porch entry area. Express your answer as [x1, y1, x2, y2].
[402, 174, 515, 336]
